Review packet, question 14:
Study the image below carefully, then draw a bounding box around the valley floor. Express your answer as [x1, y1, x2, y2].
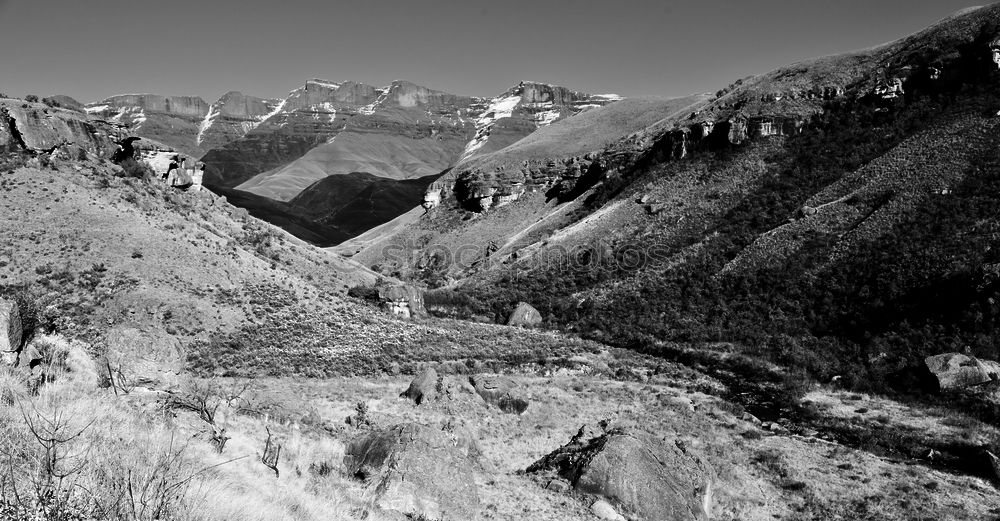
[3, 343, 998, 521]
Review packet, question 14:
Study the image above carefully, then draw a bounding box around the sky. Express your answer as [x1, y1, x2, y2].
[0, 0, 988, 103]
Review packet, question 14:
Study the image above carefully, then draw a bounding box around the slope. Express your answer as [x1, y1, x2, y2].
[355, 4, 1000, 392]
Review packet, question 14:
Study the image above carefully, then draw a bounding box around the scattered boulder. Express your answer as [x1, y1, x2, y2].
[506, 302, 542, 328]
[646, 203, 669, 215]
[592, 499, 627, 521]
[400, 367, 479, 406]
[344, 422, 481, 521]
[469, 374, 529, 414]
[924, 353, 1000, 391]
[100, 325, 183, 389]
[0, 298, 23, 366]
[527, 425, 713, 521]
[401, 367, 439, 405]
[378, 285, 427, 319]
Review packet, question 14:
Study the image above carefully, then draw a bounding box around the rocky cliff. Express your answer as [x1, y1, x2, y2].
[1, 98, 118, 158]
[195, 91, 282, 153]
[86, 94, 211, 156]
[85, 92, 281, 159]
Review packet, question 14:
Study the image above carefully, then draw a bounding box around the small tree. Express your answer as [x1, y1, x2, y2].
[24, 95, 38, 103]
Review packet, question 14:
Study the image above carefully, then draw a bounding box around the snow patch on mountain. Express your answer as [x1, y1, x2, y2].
[256, 98, 288, 129]
[359, 87, 391, 116]
[196, 105, 220, 145]
[460, 94, 522, 159]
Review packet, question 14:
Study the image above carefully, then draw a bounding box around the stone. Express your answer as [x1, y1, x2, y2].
[646, 203, 669, 215]
[378, 285, 427, 319]
[592, 499, 627, 521]
[546, 479, 570, 493]
[469, 374, 529, 414]
[986, 450, 1000, 482]
[924, 353, 1000, 391]
[100, 325, 183, 389]
[506, 302, 542, 327]
[401, 367, 439, 405]
[0, 298, 23, 366]
[344, 423, 481, 521]
[527, 426, 714, 521]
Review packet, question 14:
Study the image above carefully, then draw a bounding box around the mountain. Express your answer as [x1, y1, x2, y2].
[203, 80, 620, 199]
[85, 94, 211, 156]
[84, 91, 280, 158]
[347, 4, 1000, 394]
[196, 91, 283, 153]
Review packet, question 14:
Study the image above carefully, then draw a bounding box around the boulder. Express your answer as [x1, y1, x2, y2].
[0, 298, 23, 366]
[506, 302, 542, 327]
[100, 325, 183, 389]
[592, 499, 627, 521]
[527, 426, 713, 521]
[378, 285, 427, 319]
[344, 423, 481, 521]
[924, 353, 1000, 391]
[469, 374, 529, 414]
[401, 367, 439, 405]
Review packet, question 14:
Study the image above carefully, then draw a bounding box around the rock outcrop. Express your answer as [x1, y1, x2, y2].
[377, 285, 427, 319]
[527, 426, 714, 521]
[469, 374, 529, 414]
[0, 298, 23, 366]
[1, 100, 118, 157]
[400, 367, 439, 404]
[86, 94, 211, 156]
[441, 109, 809, 212]
[924, 353, 1000, 391]
[100, 325, 183, 389]
[344, 422, 482, 521]
[506, 302, 542, 327]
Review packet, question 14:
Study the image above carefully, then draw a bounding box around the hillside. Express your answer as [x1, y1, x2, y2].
[348, 4, 1000, 394]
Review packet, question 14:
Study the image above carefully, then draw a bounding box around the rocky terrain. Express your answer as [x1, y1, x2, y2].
[4, 4, 1000, 521]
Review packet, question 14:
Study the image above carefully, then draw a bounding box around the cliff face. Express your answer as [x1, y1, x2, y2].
[95, 94, 210, 118]
[85, 94, 211, 157]
[430, 74, 853, 213]
[195, 91, 282, 153]
[200, 79, 387, 191]
[0, 99, 118, 157]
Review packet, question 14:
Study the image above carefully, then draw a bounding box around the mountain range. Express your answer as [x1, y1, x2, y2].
[78, 79, 621, 246]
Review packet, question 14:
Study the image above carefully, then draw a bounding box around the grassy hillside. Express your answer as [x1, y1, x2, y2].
[458, 95, 711, 173]
[237, 132, 467, 201]
[423, 22, 1000, 395]
[336, 5, 1000, 400]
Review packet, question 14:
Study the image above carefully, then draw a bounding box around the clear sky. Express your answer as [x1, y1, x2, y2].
[0, 0, 987, 103]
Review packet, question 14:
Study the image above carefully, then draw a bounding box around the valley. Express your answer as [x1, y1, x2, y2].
[3, 3, 1000, 521]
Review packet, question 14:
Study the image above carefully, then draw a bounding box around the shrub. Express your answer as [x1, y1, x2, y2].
[346, 285, 380, 304]
[24, 95, 38, 103]
[117, 158, 154, 179]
